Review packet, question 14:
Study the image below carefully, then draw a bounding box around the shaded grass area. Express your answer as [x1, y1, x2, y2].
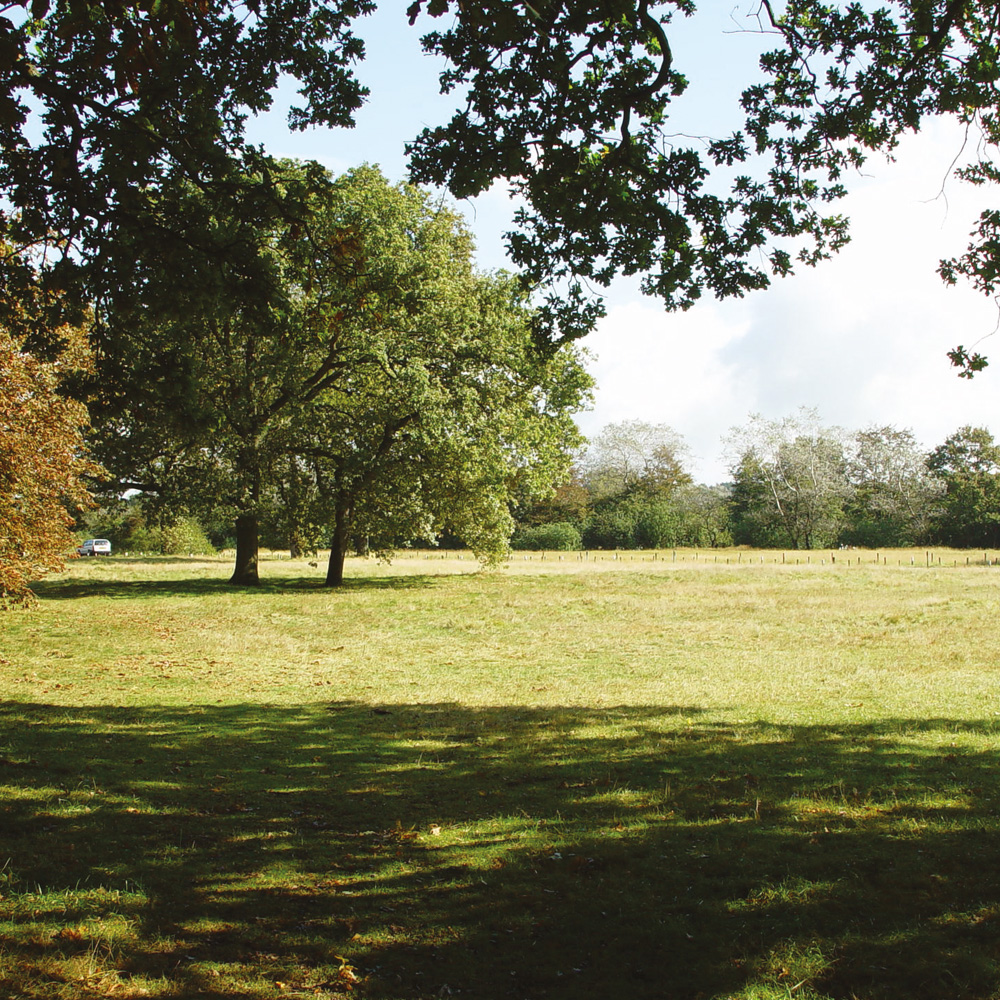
[2, 555, 1000, 998]
[4, 702, 1000, 999]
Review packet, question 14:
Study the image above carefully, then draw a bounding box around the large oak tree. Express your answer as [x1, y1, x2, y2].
[91, 163, 592, 584]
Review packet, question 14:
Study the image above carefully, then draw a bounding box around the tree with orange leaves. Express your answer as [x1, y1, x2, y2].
[0, 319, 101, 604]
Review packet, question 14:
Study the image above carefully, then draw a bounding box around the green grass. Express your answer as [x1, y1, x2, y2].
[2, 550, 1000, 999]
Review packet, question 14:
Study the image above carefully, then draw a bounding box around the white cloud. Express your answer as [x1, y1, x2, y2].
[580, 122, 1000, 483]
[578, 298, 750, 483]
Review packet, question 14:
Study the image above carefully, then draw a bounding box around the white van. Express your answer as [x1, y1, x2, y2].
[78, 539, 112, 556]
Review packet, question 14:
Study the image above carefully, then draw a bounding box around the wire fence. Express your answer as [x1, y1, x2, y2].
[384, 548, 1000, 569]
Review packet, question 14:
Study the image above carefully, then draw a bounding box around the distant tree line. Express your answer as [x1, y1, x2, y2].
[81, 412, 1000, 559]
[512, 413, 1000, 552]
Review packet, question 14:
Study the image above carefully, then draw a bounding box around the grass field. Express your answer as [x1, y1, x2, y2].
[2, 549, 1000, 999]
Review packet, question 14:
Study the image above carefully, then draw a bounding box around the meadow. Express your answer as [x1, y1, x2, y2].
[1, 549, 999, 999]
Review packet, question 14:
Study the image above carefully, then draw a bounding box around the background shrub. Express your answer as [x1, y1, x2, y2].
[511, 522, 582, 551]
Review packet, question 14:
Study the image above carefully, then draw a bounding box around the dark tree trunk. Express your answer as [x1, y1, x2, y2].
[325, 507, 349, 587]
[230, 514, 260, 585]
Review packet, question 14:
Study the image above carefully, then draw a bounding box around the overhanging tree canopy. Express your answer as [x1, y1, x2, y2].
[0, 0, 370, 247]
[4, 1, 1000, 345]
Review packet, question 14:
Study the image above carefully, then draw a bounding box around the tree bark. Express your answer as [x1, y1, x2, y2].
[325, 507, 349, 587]
[230, 513, 260, 585]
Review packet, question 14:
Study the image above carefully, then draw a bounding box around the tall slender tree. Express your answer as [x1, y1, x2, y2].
[581, 420, 691, 501]
[843, 426, 942, 546]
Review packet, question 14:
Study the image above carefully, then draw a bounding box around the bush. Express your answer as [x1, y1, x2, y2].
[511, 521, 582, 551]
[634, 500, 684, 548]
[127, 516, 216, 555]
[581, 506, 638, 549]
[161, 518, 216, 555]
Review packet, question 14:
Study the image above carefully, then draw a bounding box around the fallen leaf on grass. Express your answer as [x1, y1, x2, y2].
[380, 821, 419, 843]
[334, 955, 360, 983]
[53, 927, 85, 941]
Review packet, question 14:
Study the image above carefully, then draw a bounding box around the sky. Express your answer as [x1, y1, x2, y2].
[247, 3, 1000, 484]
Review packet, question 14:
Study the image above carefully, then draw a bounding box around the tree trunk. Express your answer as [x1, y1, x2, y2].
[230, 513, 260, 585]
[325, 507, 349, 587]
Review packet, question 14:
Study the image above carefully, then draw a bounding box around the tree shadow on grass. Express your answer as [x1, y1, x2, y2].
[2, 701, 1000, 999]
[32, 572, 448, 602]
